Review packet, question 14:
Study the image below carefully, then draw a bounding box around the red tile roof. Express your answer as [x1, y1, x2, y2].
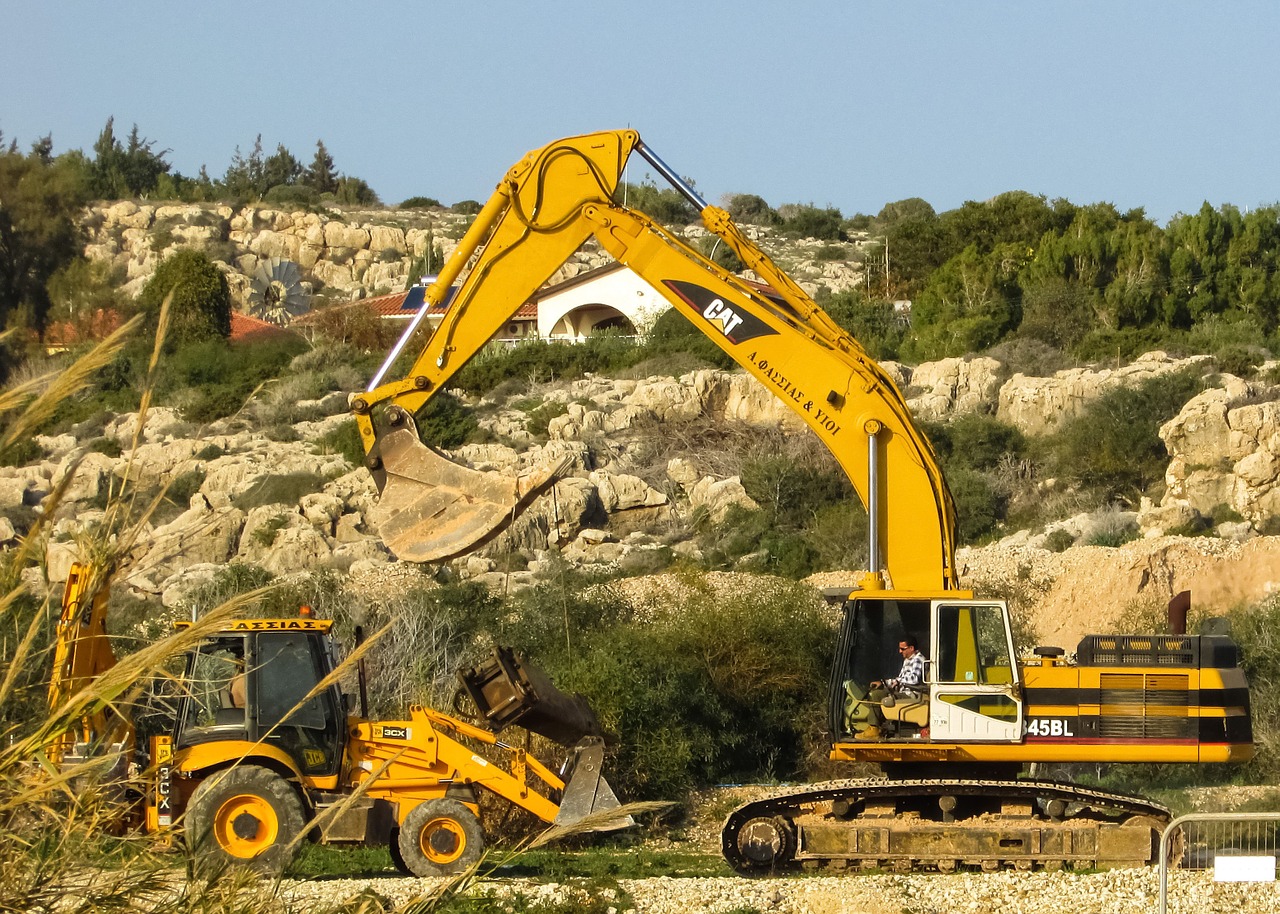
[298, 287, 537, 323]
[43, 308, 125, 349]
[230, 311, 300, 342]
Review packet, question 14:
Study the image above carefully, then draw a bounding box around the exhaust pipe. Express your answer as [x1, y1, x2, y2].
[1168, 590, 1191, 635]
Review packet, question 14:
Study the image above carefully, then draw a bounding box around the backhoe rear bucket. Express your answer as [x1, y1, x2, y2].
[368, 416, 570, 563]
[458, 646, 603, 747]
[555, 737, 633, 831]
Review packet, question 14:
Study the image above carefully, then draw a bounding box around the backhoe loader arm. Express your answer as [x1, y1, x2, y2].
[355, 130, 957, 591]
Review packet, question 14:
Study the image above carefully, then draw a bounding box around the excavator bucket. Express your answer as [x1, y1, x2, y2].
[458, 646, 602, 747]
[368, 416, 570, 563]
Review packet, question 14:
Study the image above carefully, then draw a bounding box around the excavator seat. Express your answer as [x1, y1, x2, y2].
[844, 681, 929, 739]
[880, 693, 930, 729]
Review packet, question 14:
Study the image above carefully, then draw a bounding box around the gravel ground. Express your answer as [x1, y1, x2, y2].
[278, 867, 1280, 914]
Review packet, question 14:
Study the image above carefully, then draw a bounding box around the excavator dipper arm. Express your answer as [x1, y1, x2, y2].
[355, 131, 957, 591]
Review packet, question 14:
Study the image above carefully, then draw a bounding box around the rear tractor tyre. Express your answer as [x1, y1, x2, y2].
[186, 765, 306, 878]
[397, 799, 485, 877]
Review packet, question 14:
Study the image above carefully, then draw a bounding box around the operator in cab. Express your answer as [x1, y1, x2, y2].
[857, 635, 927, 740]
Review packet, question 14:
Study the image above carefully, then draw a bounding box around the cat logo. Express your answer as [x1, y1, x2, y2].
[663, 280, 777, 344]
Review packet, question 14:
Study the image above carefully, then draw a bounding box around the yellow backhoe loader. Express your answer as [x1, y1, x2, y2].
[49, 564, 627, 876]
[350, 130, 1254, 872]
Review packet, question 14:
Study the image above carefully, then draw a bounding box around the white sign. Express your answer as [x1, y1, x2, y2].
[1214, 855, 1277, 882]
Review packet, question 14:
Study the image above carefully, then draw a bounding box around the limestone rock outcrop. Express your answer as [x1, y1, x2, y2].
[996, 351, 1211, 435]
[1159, 374, 1280, 529]
[905, 356, 1003, 420]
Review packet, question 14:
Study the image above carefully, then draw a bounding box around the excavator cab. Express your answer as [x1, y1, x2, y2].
[173, 625, 347, 778]
[829, 596, 1024, 743]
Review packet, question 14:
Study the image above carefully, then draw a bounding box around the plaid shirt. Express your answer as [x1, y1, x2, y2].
[888, 651, 927, 691]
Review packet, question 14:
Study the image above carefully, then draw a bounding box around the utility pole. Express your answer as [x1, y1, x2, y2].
[883, 237, 890, 300]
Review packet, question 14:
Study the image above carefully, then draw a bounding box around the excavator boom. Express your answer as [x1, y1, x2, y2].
[354, 130, 957, 591]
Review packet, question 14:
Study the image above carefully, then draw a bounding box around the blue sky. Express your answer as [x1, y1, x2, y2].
[4, 2, 1277, 225]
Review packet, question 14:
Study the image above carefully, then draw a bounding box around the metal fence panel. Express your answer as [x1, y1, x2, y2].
[1160, 812, 1280, 914]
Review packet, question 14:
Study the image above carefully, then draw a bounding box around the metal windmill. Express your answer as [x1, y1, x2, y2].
[247, 258, 310, 325]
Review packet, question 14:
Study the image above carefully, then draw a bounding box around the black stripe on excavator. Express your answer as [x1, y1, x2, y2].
[662, 280, 779, 344]
[1196, 687, 1252, 708]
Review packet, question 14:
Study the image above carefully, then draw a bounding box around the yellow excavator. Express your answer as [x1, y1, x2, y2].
[350, 130, 1254, 872]
[49, 564, 628, 876]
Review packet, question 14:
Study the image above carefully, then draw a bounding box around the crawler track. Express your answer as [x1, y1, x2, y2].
[722, 778, 1171, 874]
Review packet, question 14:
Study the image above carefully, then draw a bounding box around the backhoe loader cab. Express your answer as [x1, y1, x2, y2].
[49, 565, 629, 878]
[173, 624, 346, 778]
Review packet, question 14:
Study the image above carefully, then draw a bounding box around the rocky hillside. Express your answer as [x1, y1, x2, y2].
[7, 343, 1280, 649]
[80, 202, 867, 312]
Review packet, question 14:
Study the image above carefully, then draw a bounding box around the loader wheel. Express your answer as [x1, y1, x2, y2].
[388, 828, 412, 875]
[186, 765, 306, 878]
[397, 799, 485, 877]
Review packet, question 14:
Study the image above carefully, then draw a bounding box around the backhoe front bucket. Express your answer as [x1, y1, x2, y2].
[555, 737, 633, 831]
[369, 417, 570, 563]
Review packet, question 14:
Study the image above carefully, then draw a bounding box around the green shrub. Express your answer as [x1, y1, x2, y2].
[739, 456, 850, 527]
[806, 500, 869, 571]
[1227, 594, 1280, 782]
[416, 391, 479, 448]
[231, 472, 326, 510]
[1045, 528, 1076, 552]
[253, 514, 291, 547]
[521, 400, 568, 439]
[195, 443, 224, 461]
[987, 337, 1072, 378]
[502, 572, 832, 799]
[925, 413, 1027, 473]
[1210, 503, 1245, 524]
[1084, 528, 1138, 547]
[137, 248, 231, 345]
[160, 335, 307, 423]
[723, 193, 777, 226]
[398, 196, 440, 209]
[777, 203, 845, 240]
[0, 438, 41, 467]
[314, 417, 364, 467]
[1038, 368, 1204, 501]
[165, 468, 206, 506]
[86, 436, 122, 457]
[947, 466, 1005, 544]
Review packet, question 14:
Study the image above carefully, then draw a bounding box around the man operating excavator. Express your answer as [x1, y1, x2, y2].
[858, 635, 928, 741]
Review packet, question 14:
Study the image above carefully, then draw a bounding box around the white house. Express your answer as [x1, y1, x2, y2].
[307, 262, 673, 344]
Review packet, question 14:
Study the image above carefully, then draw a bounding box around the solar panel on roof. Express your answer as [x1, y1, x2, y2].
[400, 285, 427, 311]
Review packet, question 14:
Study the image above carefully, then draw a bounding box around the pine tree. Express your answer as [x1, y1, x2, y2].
[90, 116, 125, 198]
[305, 139, 338, 194]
